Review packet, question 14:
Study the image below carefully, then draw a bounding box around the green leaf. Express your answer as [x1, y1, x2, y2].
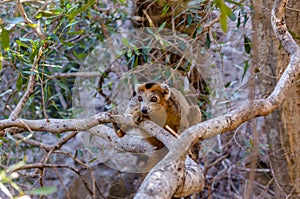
[16, 40, 30, 49]
[243, 13, 248, 27]
[35, 13, 43, 19]
[187, 14, 193, 27]
[219, 13, 228, 32]
[205, 33, 211, 49]
[215, 0, 235, 32]
[5, 132, 16, 142]
[242, 60, 249, 81]
[68, 0, 96, 20]
[1, 28, 10, 50]
[16, 74, 23, 91]
[0, 50, 2, 72]
[38, 10, 58, 17]
[244, 35, 251, 54]
[61, 41, 75, 46]
[88, 157, 97, 164]
[225, 0, 243, 6]
[237, 11, 241, 28]
[49, 33, 60, 43]
[3, 17, 24, 24]
[64, 20, 80, 29]
[227, 10, 236, 21]
[162, 4, 170, 16]
[29, 186, 57, 195]
[127, 49, 132, 57]
[122, 37, 129, 46]
[54, 79, 70, 92]
[197, 27, 203, 35]
[65, 30, 85, 35]
[157, 21, 167, 32]
[22, 70, 38, 75]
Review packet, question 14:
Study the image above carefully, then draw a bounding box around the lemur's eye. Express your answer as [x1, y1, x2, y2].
[138, 96, 143, 102]
[150, 96, 158, 102]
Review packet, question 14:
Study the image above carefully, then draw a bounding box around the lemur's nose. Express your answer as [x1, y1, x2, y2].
[141, 107, 148, 114]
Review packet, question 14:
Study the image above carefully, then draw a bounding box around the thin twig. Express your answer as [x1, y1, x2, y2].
[9, 46, 43, 120]
[16, 0, 46, 39]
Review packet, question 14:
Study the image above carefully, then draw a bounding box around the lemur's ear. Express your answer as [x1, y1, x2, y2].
[160, 83, 171, 100]
[134, 84, 142, 93]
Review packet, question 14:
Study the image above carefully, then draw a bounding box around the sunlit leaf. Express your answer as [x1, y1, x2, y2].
[27, 23, 38, 28]
[0, 182, 13, 199]
[16, 40, 30, 49]
[157, 21, 167, 32]
[38, 10, 58, 17]
[1, 28, 10, 50]
[35, 13, 43, 19]
[127, 49, 132, 57]
[122, 37, 129, 46]
[219, 13, 228, 32]
[65, 30, 85, 35]
[215, 0, 235, 32]
[68, 0, 96, 20]
[0, 50, 2, 72]
[162, 4, 169, 16]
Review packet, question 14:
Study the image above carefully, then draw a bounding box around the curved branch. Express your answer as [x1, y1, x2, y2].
[135, 0, 300, 197]
[271, 0, 299, 55]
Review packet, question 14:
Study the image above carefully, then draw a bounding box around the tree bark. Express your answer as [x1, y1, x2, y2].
[252, 0, 293, 197]
[277, 0, 300, 196]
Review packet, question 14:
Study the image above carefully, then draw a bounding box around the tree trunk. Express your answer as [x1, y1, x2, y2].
[278, 0, 300, 196]
[252, 0, 300, 197]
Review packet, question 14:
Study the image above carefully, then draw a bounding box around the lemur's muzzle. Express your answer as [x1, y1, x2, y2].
[141, 107, 148, 114]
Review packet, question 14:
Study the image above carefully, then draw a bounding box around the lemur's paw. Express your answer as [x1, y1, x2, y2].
[131, 111, 143, 127]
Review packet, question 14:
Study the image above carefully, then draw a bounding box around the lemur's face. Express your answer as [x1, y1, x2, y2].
[134, 82, 170, 115]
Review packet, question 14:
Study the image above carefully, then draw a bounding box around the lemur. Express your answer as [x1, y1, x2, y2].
[113, 82, 202, 147]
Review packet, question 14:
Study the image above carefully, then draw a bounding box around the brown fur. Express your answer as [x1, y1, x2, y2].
[113, 82, 202, 150]
[133, 82, 189, 134]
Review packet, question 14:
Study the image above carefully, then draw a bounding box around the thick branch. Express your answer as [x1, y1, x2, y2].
[1, 112, 111, 133]
[1, 113, 162, 153]
[271, 0, 299, 55]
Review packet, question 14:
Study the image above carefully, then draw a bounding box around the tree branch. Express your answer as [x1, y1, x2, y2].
[134, 0, 300, 197]
[271, 0, 299, 55]
[9, 46, 43, 120]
